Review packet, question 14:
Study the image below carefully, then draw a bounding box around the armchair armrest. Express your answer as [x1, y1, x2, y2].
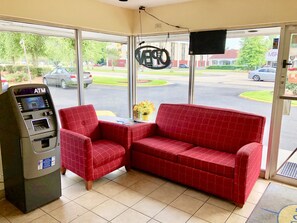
[233, 142, 263, 205]
[60, 128, 93, 180]
[99, 120, 131, 149]
[130, 122, 157, 142]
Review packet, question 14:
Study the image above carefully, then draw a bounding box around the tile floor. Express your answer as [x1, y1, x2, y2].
[0, 168, 270, 223]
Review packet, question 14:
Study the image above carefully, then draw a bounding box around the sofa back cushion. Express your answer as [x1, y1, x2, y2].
[59, 104, 100, 140]
[155, 104, 265, 154]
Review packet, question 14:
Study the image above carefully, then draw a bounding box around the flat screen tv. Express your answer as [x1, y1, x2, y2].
[189, 30, 227, 55]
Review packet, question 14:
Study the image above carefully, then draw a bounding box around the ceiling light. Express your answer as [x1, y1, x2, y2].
[248, 30, 258, 33]
[119, 0, 128, 1]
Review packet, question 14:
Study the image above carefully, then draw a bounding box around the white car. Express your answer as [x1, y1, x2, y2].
[248, 67, 276, 81]
[1, 76, 9, 92]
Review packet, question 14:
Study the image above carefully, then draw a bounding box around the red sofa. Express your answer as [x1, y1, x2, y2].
[130, 104, 265, 206]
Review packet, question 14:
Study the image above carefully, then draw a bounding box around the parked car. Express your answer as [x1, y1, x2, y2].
[179, 64, 189, 68]
[43, 67, 93, 89]
[1, 76, 9, 92]
[248, 67, 276, 81]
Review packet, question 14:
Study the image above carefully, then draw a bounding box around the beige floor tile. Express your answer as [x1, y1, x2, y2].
[170, 194, 204, 214]
[5, 208, 45, 223]
[113, 172, 140, 187]
[71, 211, 107, 223]
[91, 199, 128, 221]
[246, 190, 263, 205]
[154, 206, 191, 223]
[41, 196, 70, 213]
[225, 213, 247, 223]
[141, 173, 166, 186]
[253, 179, 269, 194]
[60, 176, 77, 189]
[0, 216, 10, 223]
[129, 179, 160, 195]
[111, 209, 150, 223]
[74, 191, 109, 209]
[113, 188, 144, 207]
[62, 181, 88, 200]
[132, 197, 167, 217]
[194, 203, 231, 223]
[30, 214, 59, 223]
[104, 169, 126, 180]
[49, 201, 87, 223]
[62, 171, 83, 182]
[92, 178, 110, 190]
[0, 199, 20, 217]
[149, 182, 186, 204]
[183, 188, 210, 202]
[207, 197, 236, 212]
[233, 202, 256, 218]
[148, 219, 161, 223]
[94, 181, 127, 198]
[187, 216, 209, 223]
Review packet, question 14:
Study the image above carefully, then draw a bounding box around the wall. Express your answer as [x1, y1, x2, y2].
[133, 0, 297, 34]
[0, 0, 134, 35]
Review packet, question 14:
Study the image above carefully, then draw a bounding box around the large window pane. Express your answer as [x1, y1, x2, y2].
[82, 31, 128, 118]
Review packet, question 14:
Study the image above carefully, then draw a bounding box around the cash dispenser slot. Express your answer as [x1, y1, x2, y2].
[34, 136, 54, 148]
[32, 118, 49, 131]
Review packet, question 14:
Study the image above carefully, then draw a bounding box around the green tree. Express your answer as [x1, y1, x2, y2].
[0, 32, 23, 64]
[45, 37, 75, 66]
[82, 40, 107, 68]
[237, 36, 270, 70]
[21, 34, 47, 66]
[106, 45, 121, 71]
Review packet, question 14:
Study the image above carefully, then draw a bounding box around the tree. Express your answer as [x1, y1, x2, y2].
[236, 36, 270, 70]
[45, 37, 75, 66]
[21, 34, 47, 66]
[82, 40, 107, 68]
[0, 32, 23, 64]
[106, 45, 121, 71]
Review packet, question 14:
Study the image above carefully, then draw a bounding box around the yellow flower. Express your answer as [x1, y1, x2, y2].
[134, 100, 155, 115]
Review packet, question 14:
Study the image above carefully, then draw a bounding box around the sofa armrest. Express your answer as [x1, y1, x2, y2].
[99, 120, 131, 149]
[130, 122, 157, 142]
[60, 128, 93, 180]
[233, 142, 262, 205]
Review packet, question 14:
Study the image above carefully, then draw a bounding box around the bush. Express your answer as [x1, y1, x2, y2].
[5, 72, 28, 82]
[206, 65, 249, 70]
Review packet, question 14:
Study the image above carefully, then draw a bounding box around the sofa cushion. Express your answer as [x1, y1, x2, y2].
[178, 147, 236, 178]
[133, 136, 194, 162]
[92, 140, 125, 168]
[156, 104, 265, 154]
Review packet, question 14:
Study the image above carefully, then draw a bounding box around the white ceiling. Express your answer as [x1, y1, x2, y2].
[97, 0, 193, 9]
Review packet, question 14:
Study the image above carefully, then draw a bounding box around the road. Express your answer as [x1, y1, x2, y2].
[47, 71, 296, 152]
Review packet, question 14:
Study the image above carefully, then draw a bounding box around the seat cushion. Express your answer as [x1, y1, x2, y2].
[92, 140, 126, 168]
[178, 147, 236, 178]
[132, 136, 194, 162]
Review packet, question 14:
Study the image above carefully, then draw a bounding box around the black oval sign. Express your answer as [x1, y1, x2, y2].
[135, 45, 171, 70]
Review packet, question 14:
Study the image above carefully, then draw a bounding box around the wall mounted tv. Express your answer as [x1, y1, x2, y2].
[189, 30, 227, 55]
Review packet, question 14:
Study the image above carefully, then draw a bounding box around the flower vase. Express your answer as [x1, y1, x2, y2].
[133, 110, 140, 120]
[142, 114, 150, 121]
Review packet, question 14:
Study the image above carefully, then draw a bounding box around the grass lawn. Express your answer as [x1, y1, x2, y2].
[240, 90, 297, 105]
[93, 76, 168, 86]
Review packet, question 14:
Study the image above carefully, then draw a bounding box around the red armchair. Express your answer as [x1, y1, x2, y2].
[59, 105, 131, 190]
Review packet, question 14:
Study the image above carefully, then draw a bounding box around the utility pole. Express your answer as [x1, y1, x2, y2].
[20, 39, 32, 83]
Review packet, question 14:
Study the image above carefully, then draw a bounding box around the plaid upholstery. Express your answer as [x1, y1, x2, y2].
[133, 136, 194, 162]
[93, 140, 125, 168]
[156, 104, 266, 154]
[178, 147, 236, 178]
[130, 103, 266, 206]
[234, 142, 262, 204]
[59, 105, 128, 183]
[59, 104, 100, 141]
[60, 128, 94, 180]
[132, 151, 234, 201]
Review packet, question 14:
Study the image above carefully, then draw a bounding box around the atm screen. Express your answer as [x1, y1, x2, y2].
[21, 96, 47, 111]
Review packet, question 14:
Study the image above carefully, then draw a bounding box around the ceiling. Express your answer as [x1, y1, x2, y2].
[97, 0, 193, 9]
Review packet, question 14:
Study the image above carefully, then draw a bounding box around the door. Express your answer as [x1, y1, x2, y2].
[266, 25, 297, 184]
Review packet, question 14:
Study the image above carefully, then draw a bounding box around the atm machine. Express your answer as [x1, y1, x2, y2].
[0, 84, 61, 213]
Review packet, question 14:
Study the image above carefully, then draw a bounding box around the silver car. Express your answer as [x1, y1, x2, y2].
[1, 76, 9, 92]
[248, 67, 276, 81]
[43, 67, 93, 89]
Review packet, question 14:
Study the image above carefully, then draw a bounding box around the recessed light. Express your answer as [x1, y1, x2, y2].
[119, 0, 128, 1]
[248, 30, 258, 33]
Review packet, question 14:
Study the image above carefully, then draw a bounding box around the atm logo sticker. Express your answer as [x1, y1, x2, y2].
[34, 88, 46, 94]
